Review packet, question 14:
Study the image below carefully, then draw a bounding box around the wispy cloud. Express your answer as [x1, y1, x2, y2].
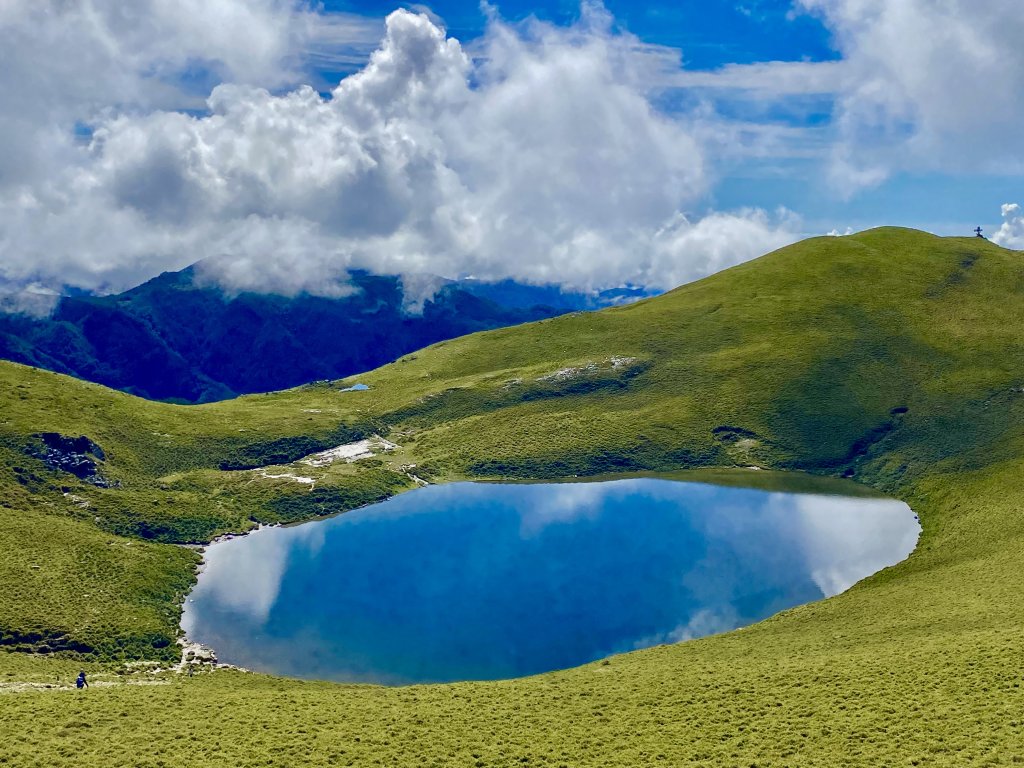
[665, 59, 847, 96]
[303, 13, 385, 76]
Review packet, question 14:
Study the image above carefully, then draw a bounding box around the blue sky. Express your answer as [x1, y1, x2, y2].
[326, 0, 839, 67]
[313, 0, 1016, 238]
[0, 0, 1020, 298]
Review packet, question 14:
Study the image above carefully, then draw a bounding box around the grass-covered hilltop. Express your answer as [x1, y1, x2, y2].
[1, 227, 1022, 766]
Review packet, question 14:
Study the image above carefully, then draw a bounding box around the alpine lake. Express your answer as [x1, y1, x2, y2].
[182, 471, 919, 685]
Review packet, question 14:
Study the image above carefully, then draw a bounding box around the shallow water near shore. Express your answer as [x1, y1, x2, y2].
[182, 473, 919, 685]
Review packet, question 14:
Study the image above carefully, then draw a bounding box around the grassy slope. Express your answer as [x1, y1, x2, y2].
[1, 228, 1023, 765]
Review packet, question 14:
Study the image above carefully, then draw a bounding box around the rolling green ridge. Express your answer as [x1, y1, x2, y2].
[1, 227, 1023, 766]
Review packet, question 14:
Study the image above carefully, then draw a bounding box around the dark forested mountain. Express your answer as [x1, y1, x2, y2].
[0, 267, 635, 403]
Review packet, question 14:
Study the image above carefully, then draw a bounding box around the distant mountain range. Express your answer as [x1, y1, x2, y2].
[0, 266, 650, 403]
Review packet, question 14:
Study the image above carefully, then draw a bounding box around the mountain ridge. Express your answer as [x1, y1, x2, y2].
[0, 266, 639, 402]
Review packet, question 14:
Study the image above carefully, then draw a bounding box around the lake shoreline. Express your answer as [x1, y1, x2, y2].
[179, 470, 919, 685]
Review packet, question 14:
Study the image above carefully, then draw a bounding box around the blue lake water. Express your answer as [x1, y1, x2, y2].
[181, 475, 919, 685]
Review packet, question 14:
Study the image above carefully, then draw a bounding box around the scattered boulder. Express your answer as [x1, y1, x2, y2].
[175, 639, 227, 674]
[184, 645, 217, 665]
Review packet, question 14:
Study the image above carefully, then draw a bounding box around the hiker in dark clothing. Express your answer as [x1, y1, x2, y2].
[76, 671, 88, 689]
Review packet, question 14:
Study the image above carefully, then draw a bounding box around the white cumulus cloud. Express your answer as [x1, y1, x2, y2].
[0, 4, 799, 297]
[993, 203, 1024, 250]
[0, 0, 348, 191]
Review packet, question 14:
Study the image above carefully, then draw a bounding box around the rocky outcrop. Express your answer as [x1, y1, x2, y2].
[29, 433, 114, 487]
[177, 639, 218, 668]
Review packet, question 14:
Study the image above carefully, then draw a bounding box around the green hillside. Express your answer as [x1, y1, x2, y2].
[2, 228, 1023, 766]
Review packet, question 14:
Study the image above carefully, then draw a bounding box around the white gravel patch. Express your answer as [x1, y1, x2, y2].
[301, 436, 397, 467]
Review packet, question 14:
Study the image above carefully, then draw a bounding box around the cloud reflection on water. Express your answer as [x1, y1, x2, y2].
[182, 477, 919, 684]
[183, 521, 328, 630]
[782, 494, 919, 595]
